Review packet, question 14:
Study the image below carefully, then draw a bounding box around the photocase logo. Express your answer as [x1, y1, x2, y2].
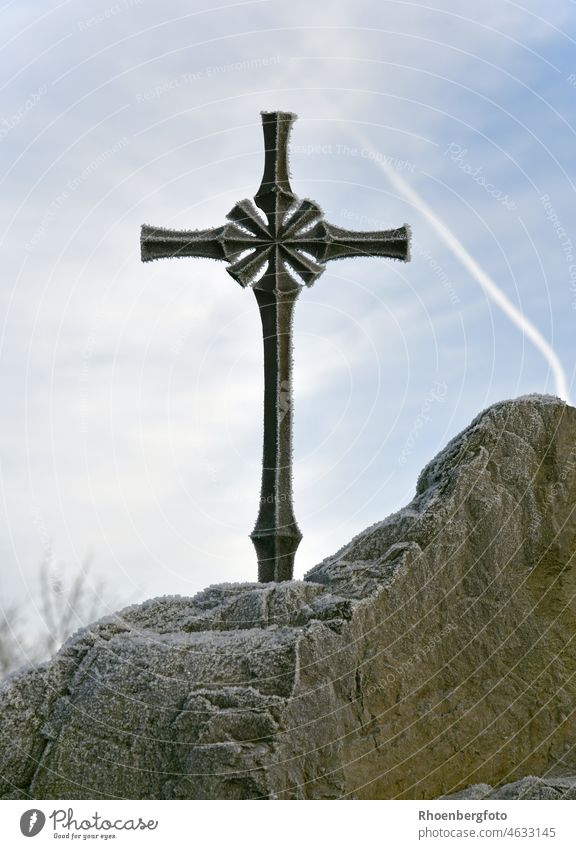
[18, 807, 158, 838]
[20, 810, 46, 837]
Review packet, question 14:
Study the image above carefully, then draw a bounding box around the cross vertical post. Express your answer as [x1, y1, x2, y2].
[251, 112, 302, 582]
[141, 110, 411, 582]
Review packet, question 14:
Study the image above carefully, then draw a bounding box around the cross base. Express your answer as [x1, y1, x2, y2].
[250, 529, 303, 583]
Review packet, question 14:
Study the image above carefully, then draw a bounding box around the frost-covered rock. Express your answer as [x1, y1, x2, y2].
[2, 394, 576, 799]
[444, 775, 576, 800]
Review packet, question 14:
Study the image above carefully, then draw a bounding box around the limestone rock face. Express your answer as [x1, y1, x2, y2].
[2, 394, 576, 799]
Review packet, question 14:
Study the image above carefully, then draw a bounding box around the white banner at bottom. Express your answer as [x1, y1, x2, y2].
[0, 799, 574, 849]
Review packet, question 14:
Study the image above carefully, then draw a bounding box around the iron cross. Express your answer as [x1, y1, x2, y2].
[141, 111, 410, 583]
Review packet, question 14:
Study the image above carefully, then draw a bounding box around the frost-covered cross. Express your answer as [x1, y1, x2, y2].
[141, 111, 411, 582]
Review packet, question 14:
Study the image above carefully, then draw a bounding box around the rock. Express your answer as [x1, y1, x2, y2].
[444, 775, 576, 800]
[2, 394, 576, 799]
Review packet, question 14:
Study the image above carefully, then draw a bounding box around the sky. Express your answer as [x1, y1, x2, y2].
[1, 0, 576, 625]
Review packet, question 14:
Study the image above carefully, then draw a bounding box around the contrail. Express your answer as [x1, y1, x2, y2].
[354, 135, 571, 404]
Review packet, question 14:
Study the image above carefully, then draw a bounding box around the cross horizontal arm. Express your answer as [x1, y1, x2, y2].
[298, 222, 411, 265]
[140, 222, 260, 265]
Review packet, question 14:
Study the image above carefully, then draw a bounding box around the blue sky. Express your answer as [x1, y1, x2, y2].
[1, 0, 575, 616]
